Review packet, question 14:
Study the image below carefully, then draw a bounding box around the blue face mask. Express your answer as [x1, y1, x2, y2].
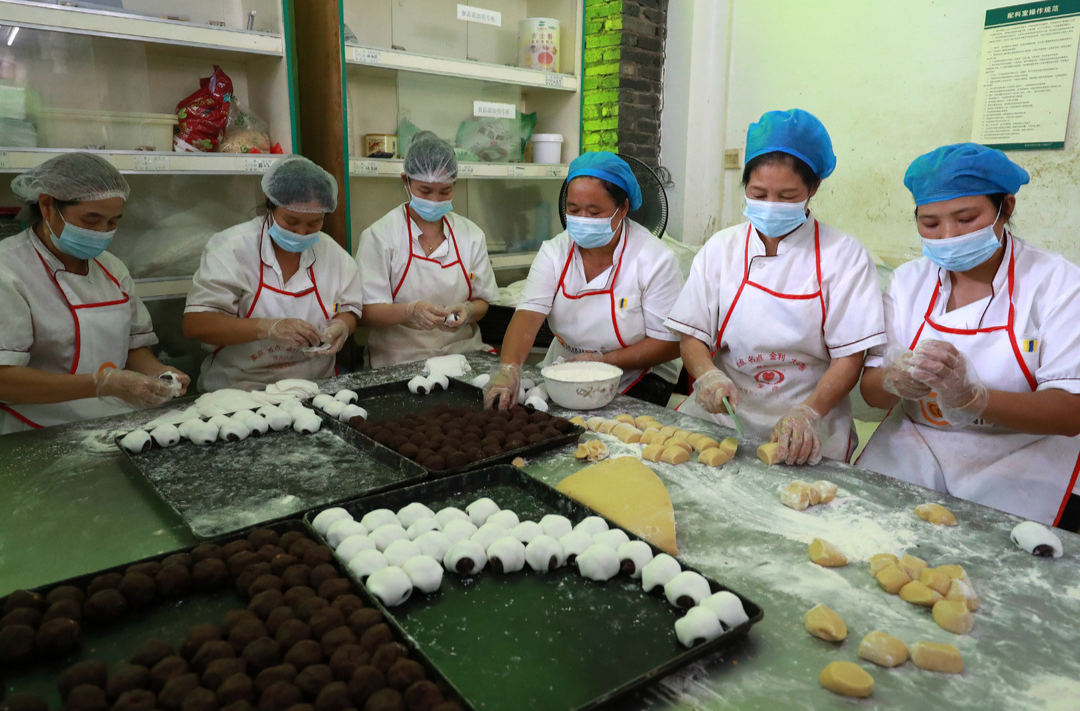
[566, 214, 623, 249]
[921, 209, 1003, 272]
[409, 194, 453, 223]
[47, 213, 115, 260]
[268, 217, 320, 253]
[743, 197, 808, 238]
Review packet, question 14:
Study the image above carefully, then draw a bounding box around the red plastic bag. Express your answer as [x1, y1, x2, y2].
[173, 65, 233, 153]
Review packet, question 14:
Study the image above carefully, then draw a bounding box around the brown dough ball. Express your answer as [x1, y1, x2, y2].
[192, 640, 236, 675]
[328, 645, 369, 681]
[307, 609, 345, 640]
[65, 685, 108, 711]
[83, 589, 128, 623]
[330, 595, 364, 619]
[281, 581, 314, 607]
[249, 529, 281, 549]
[228, 552, 261, 579]
[264, 607, 297, 637]
[278, 531, 305, 550]
[526, 433, 546, 445]
[444, 452, 468, 469]
[192, 544, 225, 563]
[229, 618, 269, 651]
[182, 624, 223, 660]
[518, 424, 540, 437]
[118, 573, 157, 609]
[431, 703, 462, 711]
[313, 682, 351, 711]
[236, 564, 273, 597]
[320, 628, 357, 659]
[282, 640, 322, 671]
[413, 449, 435, 464]
[317, 580, 351, 604]
[270, 555, 301, 577]
[222, 610, 260, 636]
[223, 540, 256, 558]
[362, 688, 402, 711]
[126, 561, 162, 578]
[274, 619, 312, 650]
[155, 564, 192, 598]
[358, 625, 392, 653]
[105, 663, 151, 700]
[2, 607, 41, 629]
[248, 575, 284, 599]
[1, 692, 48, 711]
[87, 573, 124, 597]
[216, 673, 255, 706]
[294, 663, 333, 698]
[346, 666, 385, 706]
[131, 638, 176, 668]
[249, 590, 286, 621]
[181, 687, 219, 711]
[242, 637, 283, 675]
[420, 456, 445, 471]
[369, 644, 407, 674]
[254, 664, 297, 695]
[46, 585, 86, 607]
[43, 599, 82, 624]
[162, 552, 194, 568]
[397, 443, 420, 459]
[347, 610, 383, 639]
[283, 587, 315, 610]
[550, 416, 573, 433]
[301, 548, 333, 569]
[59, 659, 109, 699]
[159, 674, 202, 711]
[385, 660, 424, 692]
[435, 446, 456, 461]
[192, 559, 230, 592]
[202, 658, 247, 691]
[284, 705, 313, 711]
[150, 656, 191, 691]
[307, 566, 338, 593]
[294, 597, 329, 623]
[220, 702, 253, 711]
[401, 681, 443, 711]
[257, 682, 301, 711]
[4, 590, 44, 614]
[110, 689, 156, 711]
[288, 540, 318, 560]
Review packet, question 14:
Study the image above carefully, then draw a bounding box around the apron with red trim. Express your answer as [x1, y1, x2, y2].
[199, 230, 334, 392]
[678, 221, 856, 461]
[859, 240, 1080, 526]
[1, 252, 136, 433]
[366, 206, 481, 368]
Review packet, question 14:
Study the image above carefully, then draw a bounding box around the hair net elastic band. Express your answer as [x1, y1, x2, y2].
[568, 168, 643, 210]
[745, 146, 830, 180]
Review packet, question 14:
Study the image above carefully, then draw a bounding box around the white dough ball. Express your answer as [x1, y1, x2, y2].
[466, 498, 500, 526]
[339, 405, 368, 423]
[334, 389, 358, 404]
[525, 535, 565, 572]
[189, 421, 219, 445]
[346, 549, 388, 580]
[434, 507, 470, 528]
[120, 430, 152, 453]
[442, 519, 478, 544]
[397, 502, 436, 529]
[383, 539, 423, 567]
[312, 393, 336, 410]
[218, 420, 250, 442]
[574, 516, 609, 537]
[415, 531, 453, 561]
[428, 374, 450, 391]
[229, 409, 253, 421]
[470, 373, 490, 389]
[408, 375, 433, 395]
[701, 591, 750, 629]
[664, 570, 712, 609]
[150, 424, 181, 447]
[292, 411, 321, 434]
[321, 400, 346, 418]
[207, 414, 233, 429]
[313, 507, 352, 535]
[593, 529, 630, 551]
[486, 509, 520, 530]
[616, 540, 654, 579]
[675, 607, 724, 648]
[327, 519, 368, 549]
[177, 419, 204, 441]
[443, 540, 487, 575]
[360, 508, 399, 531]
[278, 398, 305, 413]
[366, 566, 413, 607]
[240, 412, 269, 436]
[256, 405, 283, 419]
[576, 544, 620, 581]
[524, 396, 549, 412]
[336, 535, 377, 562]
[264, 411, 292, 432]
[539, 514, 573, 539]
[511, 521, 543, 544]
[1011, 520, 1064, 557]
[407, 518, 441, 540]
[471, 523, 508, 550]
[402, 555, 443, 594]
[486, 536, 526, 574]
[641, 553, 682, 594]
[558, 530, 594, 563]
[370, 523, 410, 551]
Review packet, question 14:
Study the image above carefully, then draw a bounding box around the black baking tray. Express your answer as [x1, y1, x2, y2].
[115, 410, 427, 539]
[316, 379, 585, 477]
[0, 518, 470, 710]
[303, 465, 764, 711]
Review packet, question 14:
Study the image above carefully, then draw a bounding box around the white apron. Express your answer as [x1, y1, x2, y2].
[199, 228, 335, 392]
[367, 206, 483, 368]
[677, 221, 855, 461]
[0, 251, 136, 431]
[858, 241, 1080, 525]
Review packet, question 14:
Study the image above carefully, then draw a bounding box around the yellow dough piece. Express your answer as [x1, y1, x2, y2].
[697, 447, 734, 467]
[899, 581, 944, 607]
[666, 440, 693, 454]
[757, 442, 782, 465]
[819, 661, 874, 698]
[670, 429, 693, 441]
[945, 578, 980, 611]
[910, 641, 964, 674]
[899, 554, 928, 581]
[869, 553, 899, 576]
[555, 456, 678, 555]
[614, 414, 636, 425]
[661, 446, 691, 465]
[808, 538, 848, 567]
[659, 425, 678, 436]
[781, 481, 815, 511]
[914, 502, 958, 526]
[569, 416, 586, 427]
[803, 604, 847, 642]
[858, 631, 909, 668]
[634, 415, 657, 429]
[936, 564, 969, 582]
[718, 437, 738, 457]
[639, 427, 662, 444]
[511, 457, 527, 468]
[573, 440, 610, 463]
[932, 599, 974, 635]
[586, 417, 606, 432]
[685, 433, 705, 447]
[597, 419, 620, 434]
[692, 437, 721, 453]
[641, 444, 665, 462]
[812, 480, 838, 503]
[875, 564, 911, 594]
[612, 422, 643, 443]
[919, 568, 953, 596]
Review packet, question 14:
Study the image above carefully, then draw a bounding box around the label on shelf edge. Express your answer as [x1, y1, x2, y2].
[473, 101, 516, 120]
[0, 152, 7, 169]
[458, 164, 474, 177]
[508, 164, 527, 177]
[547, 165, 564, 177]
[544, 74, 566, 88]
[353, 160, 379, 176]
[351, 47, 381, 64]
[244, 157, 275, 172]
[133, 155, 171, 171]
[456, 4, 502, 26]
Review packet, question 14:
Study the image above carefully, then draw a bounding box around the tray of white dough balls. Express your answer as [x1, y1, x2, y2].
[113, 395, 427, 540]
[304, 465, 764, 711]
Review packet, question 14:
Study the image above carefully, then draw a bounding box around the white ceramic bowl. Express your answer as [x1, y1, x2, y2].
[540, 362, 623, 410]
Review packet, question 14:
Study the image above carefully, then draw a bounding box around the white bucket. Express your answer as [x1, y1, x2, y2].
[519, 18, 560, 73]
[531, 134, 564, 164]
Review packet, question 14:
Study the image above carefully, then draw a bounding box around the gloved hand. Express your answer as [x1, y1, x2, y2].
[306, 319, 350, 357]
[910, 340, 989, 426]
[405, 300, 451, 331]
[771, 403, 825, 466]
[880, 346, 931, 399]
[693, 368, 739, 414]
[483, 363, 522, 411]
[257, 318, 323, 347]
[93, 369, 177, 408]
[157, 370, 190, 397]
[440, 302, 473, 331]
[568, 351, 605, 363]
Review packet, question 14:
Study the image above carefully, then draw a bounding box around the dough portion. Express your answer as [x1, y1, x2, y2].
[932, 599, 974, 634]
[664, 571, 711, 608]
[639, 428, 663, 444]
[443, 540, 486, 575]
[466, 498, 500, 527]
[486, 536, 527, 574]
[120, 430, 152, 453]
[397, 502, 436, 530]
[574, 440, 609, 462]
[781, 481, 815, 511]
[910, 641, 963, 673]
[869, 553, 899, 576]
[612, 423, 643, 443]
[914, 503, 957, 526]
[596, 420, 619, 435]
[525, 535, 565, 572]
[919, 568, 952, 596]
[576, 544, 620, 581]
[661, 447, 690, 465]
[818, 661, 874, 698]
[899, 554, 928, 580]
[1011, 520, 1064, 557]
[945, 578, 980, 612]
[808, 539, 847, 567]
[365, 566, 412, 607]
[635, 415, 659, 429]
[360, 508, 399, 531]
[692, 437, 721, 453]
[812, 480, 837, 503]
[675, 607, 724, 648]
[539, 514, 573, 539]
[698, 447, 734, 467]
[757, 442, 782, 465]
[313, 507, 352, 535]
[369, 523, 410, 551]
[616, 540, 654, 578]
[641, 553, 681, 594]
[875, 564, 911, 594]
[585, 417, 606, 431]
[614, 414, 636, 425]
[803, 604, 846, 642]
[701, 591, 749, 629]
[898, 581, 943, 607]
[858, 631, 908, 668]
[641, 444, 665, 462]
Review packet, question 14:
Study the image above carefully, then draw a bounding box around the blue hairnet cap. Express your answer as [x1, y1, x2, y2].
[745, 109, 836, 179]
[566, 151, 643, 210]
[904, 143, 1030, 206]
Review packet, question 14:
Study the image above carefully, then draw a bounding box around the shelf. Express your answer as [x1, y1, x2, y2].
[344, 44, 578, 91]
[349, 158, 567, 180]
[0, 0, 284, 56]
[134, 277, 193, 301]
[0, 149, 284, 175]
[490, 253, 538, 270]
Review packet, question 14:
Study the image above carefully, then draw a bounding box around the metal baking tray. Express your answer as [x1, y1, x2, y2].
[304, 465, 764, 711]
[116, 413, 427, 539]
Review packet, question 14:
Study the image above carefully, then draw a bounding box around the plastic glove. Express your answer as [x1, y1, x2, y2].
[306, 319, 350, 357]
[405, 300, 451, 331]
[93, 369, 176, 408]
[483, 363, 522, 411]
[157, 370, 190, 397]
[440, 302, 473, 331]
[910, 340, 989, 425]
[881, 346, 932, 399]
[257, 318, 323, 347]
[693, 368, 739, 414]
[771, 403, 825, 466]
[568, 351, 605, 363]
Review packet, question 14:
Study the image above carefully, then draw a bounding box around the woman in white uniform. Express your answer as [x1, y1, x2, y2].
[665, 109, 886, 465]
[0, 153, 187, 434]
[485, 151, 683, 409]
[184, 155, 363, 392]
[859, 143, 1080, 528]
[356, 132, 498, 368]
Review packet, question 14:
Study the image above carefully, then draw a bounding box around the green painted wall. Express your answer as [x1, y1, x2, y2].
[582, 1, 622, 153]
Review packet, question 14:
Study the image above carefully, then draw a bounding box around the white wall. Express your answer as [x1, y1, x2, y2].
[664, 0, 1080, 266]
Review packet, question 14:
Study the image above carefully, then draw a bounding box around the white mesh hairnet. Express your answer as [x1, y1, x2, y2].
[404, 131, 458, 184]
[11, 153, 130, 204]
[261, 155, 338, 213]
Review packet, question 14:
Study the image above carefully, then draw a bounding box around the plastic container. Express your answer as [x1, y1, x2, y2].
[531, 133, 564, 164]
[519, 17, 560, 73]
[364, 133, 397, 158]
[35, 109, 177, 151]
[541, 361, 624, 410]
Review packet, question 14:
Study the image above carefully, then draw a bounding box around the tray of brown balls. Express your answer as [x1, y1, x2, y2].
[302, 465, 764, 711]
[0, 519, 471, 711]
[312, 379, 584, 477]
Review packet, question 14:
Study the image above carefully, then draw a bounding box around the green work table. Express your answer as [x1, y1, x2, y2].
[2, 353, 1077, 710]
